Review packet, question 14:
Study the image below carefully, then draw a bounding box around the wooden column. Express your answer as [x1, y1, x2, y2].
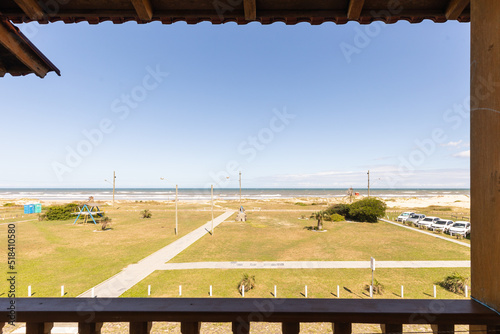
[232, 320, 250, 334]
[381, 324, 403, 334]
[431, 324, 454, 334]
[26, 322, 53, 334]
[180, 322, 201, 334]
[129, 322, 152, 334]
[333, 322, 352, 334]
[471, 0, 500, 312]
[78, 322, 103, 334]
[282, 322, 300, 334]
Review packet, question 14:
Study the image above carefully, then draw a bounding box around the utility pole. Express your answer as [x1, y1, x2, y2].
[239, 171, 242, 206]
[211, 185, 214, 235]
[113, 171, 116, 206]
[175, 184, 178, 235]
[367, 170, 370, 198]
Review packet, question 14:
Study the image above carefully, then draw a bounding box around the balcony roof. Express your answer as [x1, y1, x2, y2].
[1, 0, 470, 26]
[0, 0, 470, 78]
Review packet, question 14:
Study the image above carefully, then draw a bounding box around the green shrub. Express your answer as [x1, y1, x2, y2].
[348, 198, 386, 223]
[101, 216, 112, 230]
[325, 203, 351, 217]
[439, 272, 469, 294]
[3, 202, 16, 207]
[365, 278, 385, 295]
[141, 209, 152, 219]
[237, 273, 256, 295]
[45, 203, 79, 221]
[330, 213, 345, 222]
[294, 202, 307, 206]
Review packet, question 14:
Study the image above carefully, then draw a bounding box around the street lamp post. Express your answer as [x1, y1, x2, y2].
[160, 178, 178, 235]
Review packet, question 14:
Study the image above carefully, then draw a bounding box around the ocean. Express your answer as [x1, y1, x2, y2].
[0, 188, 470, 202]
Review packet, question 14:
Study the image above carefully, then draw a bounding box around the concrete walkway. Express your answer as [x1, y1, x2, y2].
[379, 218, 470, 248]
[159, 260, 470, 270]
[78, 210, 235, 297]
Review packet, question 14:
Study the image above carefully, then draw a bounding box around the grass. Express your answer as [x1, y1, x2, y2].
[170, 211, 470, 263]
[0, 204, 215, 297]
[122, 267, 470, 299]
[0, 200, 471, 299]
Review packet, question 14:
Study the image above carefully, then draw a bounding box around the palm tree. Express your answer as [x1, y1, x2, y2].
[310, 211, 326, 230]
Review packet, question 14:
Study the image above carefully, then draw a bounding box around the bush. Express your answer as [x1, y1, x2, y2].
[101, 216, 112, 230]
[141, 209, 152, 219]
[364, 279, 385, 295]
[439, 272, 469, 294]
[45, 203, 79, 221]
[237, 273, 256, 295]
[294, 202, 307, 206]
[325, 204, 350, 217]
[3, 202, 16, 207]
[348, 198, 386, 223]
[330, 213, 345, 222]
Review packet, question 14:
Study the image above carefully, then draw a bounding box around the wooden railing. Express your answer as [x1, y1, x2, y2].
[1, 298, 500, 334]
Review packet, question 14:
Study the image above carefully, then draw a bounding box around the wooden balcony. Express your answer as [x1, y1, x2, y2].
[2, 298, 500, 334]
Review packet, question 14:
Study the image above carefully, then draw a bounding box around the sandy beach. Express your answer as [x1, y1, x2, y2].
[0, 194, 471, 210]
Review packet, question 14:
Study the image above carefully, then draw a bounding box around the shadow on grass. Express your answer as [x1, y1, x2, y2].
[344, 287, 364, 299]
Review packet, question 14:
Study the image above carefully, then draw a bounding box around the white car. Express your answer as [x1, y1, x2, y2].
[417, 216, 440, 229]
[448, 221, 471, 237]
[406, 214, 426, 226]
[397, 212, 414, 222]
[430, 219, 454, 231]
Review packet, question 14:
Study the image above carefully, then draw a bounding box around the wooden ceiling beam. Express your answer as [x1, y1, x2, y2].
[244, 0, 257, 21]
[347, 0, 365, 20]
[445, 0, 469, 20]
[0, 21, 50, 78]
[131, 0, 153, 21]
[13, 0, 44, 20]
[0, 59, 6, 77]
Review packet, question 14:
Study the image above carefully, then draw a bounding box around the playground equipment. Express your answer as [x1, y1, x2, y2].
[72, 196, 104, 225]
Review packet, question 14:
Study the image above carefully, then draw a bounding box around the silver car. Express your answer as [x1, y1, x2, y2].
[417, 216, 440, 229]
[430, 219, 454, 231]
[406, 214, 425, 226]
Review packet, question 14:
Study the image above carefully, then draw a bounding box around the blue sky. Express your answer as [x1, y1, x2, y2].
[0, 20, 470, 189]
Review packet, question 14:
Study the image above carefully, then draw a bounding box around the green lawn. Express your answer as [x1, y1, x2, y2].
[122, 267, 470, 299]
[0, 205, 214, 297]
[170, 211, 470, 263]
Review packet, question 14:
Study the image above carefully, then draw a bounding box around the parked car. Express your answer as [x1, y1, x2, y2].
[430, 219, 454, 231]
[406, 214, 426, 226]
[417, 216, 440, 229]
[448, 221, 471, 237]
[397, 212, 414, 222]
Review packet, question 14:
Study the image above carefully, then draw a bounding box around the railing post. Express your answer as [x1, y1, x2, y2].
[381, 324, 403, 334]
[282, 322, 300, 334]
[78, 322, 103, 334]
[333, 322, 352, 334]
[232, 320, 250, 334]
[129, 322, 152, 334]
[180, 322, 201, 334]
[431, 324, 454, 334]
[26, 322, 53, 334]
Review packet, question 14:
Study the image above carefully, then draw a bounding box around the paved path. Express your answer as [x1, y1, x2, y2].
[159, 260, 470, 270]
[379, 218, 470, 248]
[78, 210, 235, 297]
[0, 218, 37, 225]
